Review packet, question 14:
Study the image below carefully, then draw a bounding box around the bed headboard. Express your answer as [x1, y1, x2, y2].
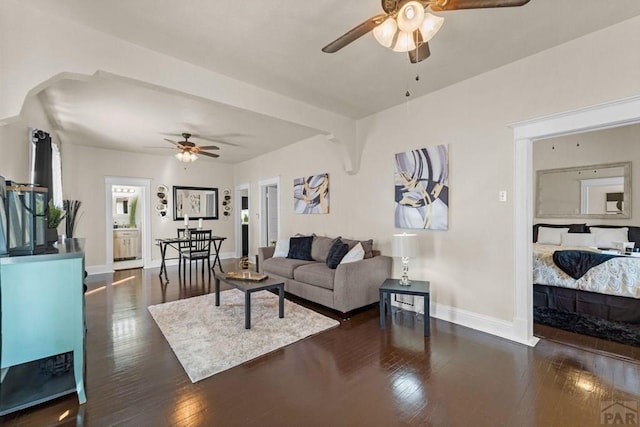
[533, 224, 587, 243]
[533, 223, 640, 248]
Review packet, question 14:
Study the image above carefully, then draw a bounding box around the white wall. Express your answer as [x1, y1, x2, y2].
[236, 16, 640, 334]
[2, 0, 640, 341]
[61, 143, 236, 267]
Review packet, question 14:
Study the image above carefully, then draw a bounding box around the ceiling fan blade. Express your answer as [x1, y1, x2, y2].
[198, 145, 220, 150]
[322, 13, 387, 53]
[408, 42, 430, 63]
[199, 151, 220, 159]
[164, 138, 179, 146]
[430, 0, 530, 11]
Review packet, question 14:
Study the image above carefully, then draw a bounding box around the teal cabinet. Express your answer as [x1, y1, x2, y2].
[0, 239, 86, 415]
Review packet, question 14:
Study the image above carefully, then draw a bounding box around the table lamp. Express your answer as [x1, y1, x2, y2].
[392, 233, 418, 286]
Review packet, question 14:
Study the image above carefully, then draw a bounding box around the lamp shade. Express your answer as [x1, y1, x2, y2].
[397, 1, 425, 32]
[418, 13, 444, 43]
[392, 233, 418, 258]
[373, 17, 398, 48]
[391, 30, 417, 52]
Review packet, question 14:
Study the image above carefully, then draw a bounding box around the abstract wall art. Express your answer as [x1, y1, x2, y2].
[294, 173, 329, 214]
[394, 145, 449, 230]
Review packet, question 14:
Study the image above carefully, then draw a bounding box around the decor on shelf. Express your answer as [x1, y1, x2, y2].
[46, 201, 65, 249]
[293, 173, 329, 214]
[173, 186, 219, 221]
[394, 144, 449, 230]
[221, 188, 232, 219]
[392, 232, 418, 285]
[63, 200, 82, 238]
[156, 185, 168, 217]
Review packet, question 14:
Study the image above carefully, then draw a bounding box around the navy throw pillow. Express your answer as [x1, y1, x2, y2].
[287, 236, 313, 261]
[326, 239, 349, 269]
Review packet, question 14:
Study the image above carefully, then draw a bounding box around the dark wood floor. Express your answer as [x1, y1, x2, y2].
[3, 261, 640, 426]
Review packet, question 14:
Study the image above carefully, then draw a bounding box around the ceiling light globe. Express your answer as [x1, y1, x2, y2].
[189, 153, 198, 162]
[175, 152, 184, 161]
[391, 30, 417, 52]
[397, 1, 425, 33]
[373, 17, 398, 48]
[418, 13, 444, 43]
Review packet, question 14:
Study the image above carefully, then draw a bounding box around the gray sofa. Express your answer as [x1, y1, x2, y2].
[258, 236, 392, 315]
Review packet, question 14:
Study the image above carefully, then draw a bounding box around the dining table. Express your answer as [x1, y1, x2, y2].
[155, 232, 226, 281]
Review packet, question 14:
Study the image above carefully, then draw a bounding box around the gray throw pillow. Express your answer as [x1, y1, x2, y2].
[312, 236, 339, 262]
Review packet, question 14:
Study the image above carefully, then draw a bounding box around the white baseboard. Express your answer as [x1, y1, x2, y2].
[85, 265, 113, 275]
[390, 296, 538, 347]
[431, 302, 539, 347]
[89, 252, 238, 275]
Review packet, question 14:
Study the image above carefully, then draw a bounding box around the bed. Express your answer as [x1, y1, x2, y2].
[532, 223, 640, 324]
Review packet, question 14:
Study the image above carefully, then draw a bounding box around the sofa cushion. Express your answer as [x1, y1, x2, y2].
[342, 238, 374, 259]
[293, 263, 337, 290]
[312, 236, 339, 262]
[288, 236, 313, 260]
[326, 239, 349, 269]
[263, 257, 316, 279]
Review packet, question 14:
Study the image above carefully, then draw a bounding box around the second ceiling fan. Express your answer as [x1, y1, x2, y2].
[164, 133, 220, 162]
[322, 0, 531, 63]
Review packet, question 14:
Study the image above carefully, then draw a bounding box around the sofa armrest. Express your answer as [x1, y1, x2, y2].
[257, 246, 275, 273]
[333, 255, 392, 313]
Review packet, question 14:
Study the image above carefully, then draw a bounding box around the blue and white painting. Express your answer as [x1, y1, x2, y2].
[394, 145, 449, 230]
[294, 173, 329, 214]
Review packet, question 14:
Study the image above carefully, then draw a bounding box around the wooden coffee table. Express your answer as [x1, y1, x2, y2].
[214, 272, 285, 329]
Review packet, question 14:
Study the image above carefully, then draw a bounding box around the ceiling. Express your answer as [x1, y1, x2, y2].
[19, 0, 640, 163]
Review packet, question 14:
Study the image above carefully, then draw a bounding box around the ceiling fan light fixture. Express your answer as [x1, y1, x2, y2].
[391, 30, 417, 52]
[418, 13, 444, 43]
[175, 151, 198, 163]
[373, 17, 398, 48]
[397, 1, 425, 32]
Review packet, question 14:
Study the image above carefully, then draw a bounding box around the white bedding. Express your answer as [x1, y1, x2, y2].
[533, 243, 640, 299]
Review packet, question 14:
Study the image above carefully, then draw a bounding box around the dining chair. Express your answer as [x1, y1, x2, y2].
[176, 227, 190, 274]
[181, 229, 212, 282]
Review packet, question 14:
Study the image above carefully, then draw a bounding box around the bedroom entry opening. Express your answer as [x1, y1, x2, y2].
[512, 94, 640, 347]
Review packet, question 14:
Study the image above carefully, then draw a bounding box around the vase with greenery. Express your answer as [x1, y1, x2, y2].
[63, 199, 82, 238]
[129, 196, 138, 228]
[46, 201, 66, 248]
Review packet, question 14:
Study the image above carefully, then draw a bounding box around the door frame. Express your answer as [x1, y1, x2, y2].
[104, 176, 152, 271]
[511, 94, 640, 346]
[258, 177, 280, 248]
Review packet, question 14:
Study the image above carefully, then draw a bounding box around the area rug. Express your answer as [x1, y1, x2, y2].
[148, 289, 340, 382]
[534, 307, 640, 347]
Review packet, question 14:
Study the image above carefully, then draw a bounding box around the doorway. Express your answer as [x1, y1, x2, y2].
[512, 94, 640, 347]
[104, 177, 152, 272]
[235, 184, 250, 258]
[258, 178, 280, 247]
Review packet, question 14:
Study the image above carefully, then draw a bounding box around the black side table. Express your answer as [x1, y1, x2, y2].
[379, 278, 430, 336]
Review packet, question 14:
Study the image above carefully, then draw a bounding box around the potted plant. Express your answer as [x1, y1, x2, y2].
[46, 201, 66, 249]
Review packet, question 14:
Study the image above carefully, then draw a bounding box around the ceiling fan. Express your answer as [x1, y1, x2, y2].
[164, 132, 220, 162]
[322, 0, 531, 63]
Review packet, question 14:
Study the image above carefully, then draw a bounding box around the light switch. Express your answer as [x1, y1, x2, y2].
[499, 191, 507, 202]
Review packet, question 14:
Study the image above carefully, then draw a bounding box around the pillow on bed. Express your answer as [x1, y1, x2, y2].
[560, 232, 596, 248]
[588, 227, 629, 248]
[537, 227, 570, 245]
